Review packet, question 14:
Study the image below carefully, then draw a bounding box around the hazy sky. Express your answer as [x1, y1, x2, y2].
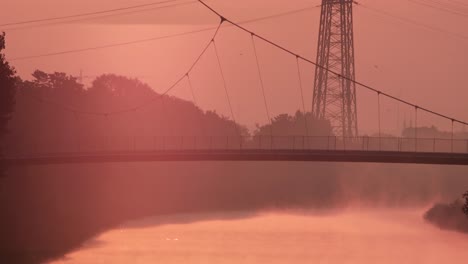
[2, 0, 468, 134]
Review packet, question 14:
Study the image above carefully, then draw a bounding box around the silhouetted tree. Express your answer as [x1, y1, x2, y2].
[0, 33, 16, 177]
[402, 125, 468, 139]
[464, 191, 468, 216]
[254, 111, 332, 136]
[0, 32, 16, 138]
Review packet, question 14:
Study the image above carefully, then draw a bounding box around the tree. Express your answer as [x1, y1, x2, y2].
[463, 191, 468, 216]
[0, 33, 16, 177]
[0, 32, 16, 138]
[254, 111, 332, 137]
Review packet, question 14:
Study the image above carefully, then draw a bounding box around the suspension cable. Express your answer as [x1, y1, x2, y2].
[415, 106, 418, 151]
[451, 119, 455, 152]
[186, 73, 199, 108]
[212, 38, 240, 137]
[251, 34, 273, 135]
[296, 57, 309, 136]
[377, 92, 382, 150]
[186, 73, 206, 136]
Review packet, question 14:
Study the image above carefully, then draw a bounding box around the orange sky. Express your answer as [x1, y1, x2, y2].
[1, 0, 468, 134]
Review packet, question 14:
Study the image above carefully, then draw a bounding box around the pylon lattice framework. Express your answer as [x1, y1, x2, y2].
[312, 0, 358, 137]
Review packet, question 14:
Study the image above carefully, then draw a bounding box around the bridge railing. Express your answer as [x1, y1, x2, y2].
[5, 135, 468, 158]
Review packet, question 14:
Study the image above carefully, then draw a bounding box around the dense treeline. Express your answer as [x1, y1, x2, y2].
[0, 33, 16, 175]
[6, 71, 250, 154]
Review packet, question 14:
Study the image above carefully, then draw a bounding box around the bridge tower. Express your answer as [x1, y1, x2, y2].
[312, 0, 358, 137]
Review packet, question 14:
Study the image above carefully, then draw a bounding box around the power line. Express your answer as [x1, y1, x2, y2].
[196, 0, 468, 126]
[358, 4, 468, 40]
[3, 1, 197, 31]
[10, 5, 321, 61]
[0, 0, 184, 27]
[408, 0, 468, 18]
[356, 3, 468, 40]
[419, 0, 468, 11]
[10, 27, 216, 61]
[447, 0, 468, 8]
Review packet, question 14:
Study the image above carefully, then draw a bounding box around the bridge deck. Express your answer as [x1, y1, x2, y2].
[4, 149, 468, 166]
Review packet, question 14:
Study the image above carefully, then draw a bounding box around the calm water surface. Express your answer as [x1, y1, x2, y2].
[51, 209, 468, 264]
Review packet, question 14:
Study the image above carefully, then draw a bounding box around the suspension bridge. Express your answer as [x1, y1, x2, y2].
[3, 0, 468, 166]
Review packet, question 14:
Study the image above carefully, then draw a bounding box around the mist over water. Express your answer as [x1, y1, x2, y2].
[3, 161, 468, 263]
[51, 209, 468, 264]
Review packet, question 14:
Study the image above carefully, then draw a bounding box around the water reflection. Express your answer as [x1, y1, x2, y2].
[51, 209, 468, 264]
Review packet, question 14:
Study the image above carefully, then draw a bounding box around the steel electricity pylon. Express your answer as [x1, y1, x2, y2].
[312, 0, 358, 138]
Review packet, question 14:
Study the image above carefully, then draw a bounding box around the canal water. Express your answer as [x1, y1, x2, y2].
[50, 208, 468, 263]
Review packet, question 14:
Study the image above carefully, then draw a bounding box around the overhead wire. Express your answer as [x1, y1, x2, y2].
[417, 0, 468, 12]
[0, 0, 185, 27]
[408, 0, 468, 18]
[10, 5, 321, 61]
[3, 1, 197, 31]
[448, 0, 468, 8]
[10, 27, 216, 61]
[356, 2, 468, 40]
